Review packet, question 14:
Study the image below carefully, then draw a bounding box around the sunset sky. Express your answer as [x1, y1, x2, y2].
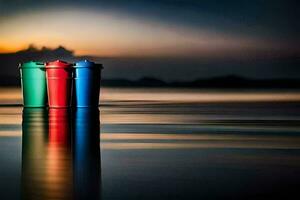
[0, 0, 298, 58]
[0, 0, 299, 80]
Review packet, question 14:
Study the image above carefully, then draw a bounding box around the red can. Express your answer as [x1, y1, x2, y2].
[45, 60, 73, 108]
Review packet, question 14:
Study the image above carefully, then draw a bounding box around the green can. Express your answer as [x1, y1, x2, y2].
[19, 61, 47, 107]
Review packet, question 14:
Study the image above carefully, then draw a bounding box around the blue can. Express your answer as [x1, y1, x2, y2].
[73, 60, 103, 107]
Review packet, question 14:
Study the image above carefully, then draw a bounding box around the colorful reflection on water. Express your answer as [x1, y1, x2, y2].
[21, 108, 100, 200]
[0, 88, 300, 199]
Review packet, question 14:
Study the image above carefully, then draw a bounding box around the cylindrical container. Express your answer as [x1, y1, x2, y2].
[73, 60, 103, 107]
[73, 108, 100, 199]
[19, 61, 47, 107]
[45, 60, 73, 108]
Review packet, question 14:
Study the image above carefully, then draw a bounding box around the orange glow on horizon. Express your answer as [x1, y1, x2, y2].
[0, 44, 29, 54]
[0, 7, 280, 58]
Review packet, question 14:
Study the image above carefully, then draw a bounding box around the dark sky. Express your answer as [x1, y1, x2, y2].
[0, 0, 299, 80]
[1, 0, 298, 37]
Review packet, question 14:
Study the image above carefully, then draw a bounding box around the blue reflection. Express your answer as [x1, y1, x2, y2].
[73, 108, 101, 200]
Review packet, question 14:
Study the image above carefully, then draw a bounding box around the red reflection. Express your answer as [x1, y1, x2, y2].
[49, 108, 70, 145]
[47, 108, 73, 199]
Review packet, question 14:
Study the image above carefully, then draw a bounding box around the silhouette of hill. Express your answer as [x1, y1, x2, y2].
[0, 44, 77, 85]
[1, 45, 300, 88]
[100, 75, 300, 88]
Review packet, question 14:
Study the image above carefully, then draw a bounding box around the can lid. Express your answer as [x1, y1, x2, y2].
[19, 61, 44, 69]
[45, 60, 72, 69]
[74, 60, 103, 69]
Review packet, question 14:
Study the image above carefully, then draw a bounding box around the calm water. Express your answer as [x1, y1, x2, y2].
[1, 87, 300, 200]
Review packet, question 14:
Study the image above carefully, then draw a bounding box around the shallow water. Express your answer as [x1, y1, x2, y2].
[1, 87, 300, 199]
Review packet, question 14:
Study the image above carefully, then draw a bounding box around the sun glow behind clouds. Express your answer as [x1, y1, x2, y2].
[0, 7, 270, 57]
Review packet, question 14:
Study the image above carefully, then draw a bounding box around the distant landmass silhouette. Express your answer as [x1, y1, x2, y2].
[0, 44, 94, 85]
[1, 44, 77, 76]
[1, 45, 300, 88]
[100, 76, 300, 88]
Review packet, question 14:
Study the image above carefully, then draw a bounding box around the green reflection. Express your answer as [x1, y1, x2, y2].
[21, 108, 101, 200]
[21, 108, 49, 200]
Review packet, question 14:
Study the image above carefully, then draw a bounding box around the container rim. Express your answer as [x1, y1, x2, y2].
[73, 63, 103, 69]
[44, 66, 74, 69]
[18, 61, 45, 69]
[45, 60, 73, 69]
